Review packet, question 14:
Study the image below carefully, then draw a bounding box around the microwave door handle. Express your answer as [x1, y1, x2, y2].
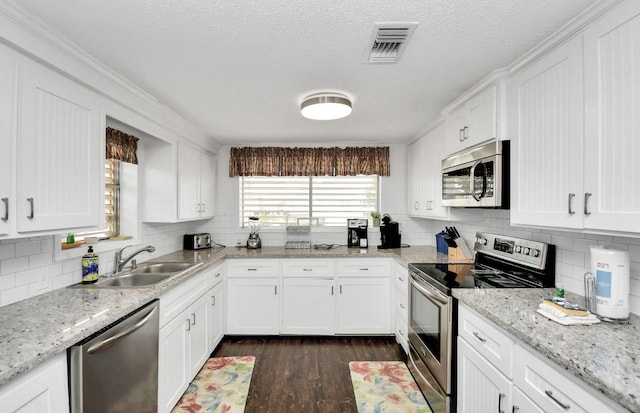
[469, 160, 486, 201]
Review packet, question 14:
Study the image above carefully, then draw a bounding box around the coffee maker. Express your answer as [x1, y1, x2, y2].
[347, 219, 368, 248]
[378, 214, 401, 249]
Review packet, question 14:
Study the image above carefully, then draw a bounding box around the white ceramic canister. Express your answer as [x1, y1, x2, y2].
[590, 246, 630, 320]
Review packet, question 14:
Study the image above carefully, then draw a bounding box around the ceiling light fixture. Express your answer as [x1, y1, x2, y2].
[300, 93, 352, 120]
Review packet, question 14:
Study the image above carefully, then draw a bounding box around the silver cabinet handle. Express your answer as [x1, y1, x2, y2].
[26, 197, 34, 219]
[303, 268, 313, 271]
[414, 201, 419, 210]
[1, 197, 7, 222]
[512, 406, 519, 413]
[201, 203, 205, 212]
[186, 319, 191, 331]
[359, 268, 369, 271]
[398, 276, 404, 282]
[331, 286, 334, 295]
[214, 272, 221, 278]
[584, 192, 592, 216]
[473, 331, 487, 343]
[568, 193, 575, 215]
[191, 313, 196, 325]
[498, 393, 505, 413]
[463, 126, 469, 140]
[274, 285, 277, 295]
[247, 268, 257, 271]
[545, 390, 570, 410]
[459, 128, 465, 141]
[211, 295, 216, 306]
[340, 285, 343, 294]
[399, 303, 406, 309]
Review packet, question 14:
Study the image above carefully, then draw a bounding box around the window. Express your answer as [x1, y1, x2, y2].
[70, 159, 120, 241]
[241, 175, 379, 227]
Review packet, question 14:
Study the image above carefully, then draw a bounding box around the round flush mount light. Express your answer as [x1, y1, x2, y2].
[300, 93, 352, 120]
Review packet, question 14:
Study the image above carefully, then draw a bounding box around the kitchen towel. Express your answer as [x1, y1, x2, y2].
[349, 360, 432, 413]
[171, 356, 255, 413]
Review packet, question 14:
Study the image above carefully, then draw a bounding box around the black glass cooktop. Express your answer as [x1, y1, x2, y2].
[409, 262, 543, 295]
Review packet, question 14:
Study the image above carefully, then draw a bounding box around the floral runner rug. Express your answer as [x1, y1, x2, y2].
[349, 361, 432, 413]
[171, 356, 255, 413]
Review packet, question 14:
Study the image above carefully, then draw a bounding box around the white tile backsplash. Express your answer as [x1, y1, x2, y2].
[0, 209, 638, 316]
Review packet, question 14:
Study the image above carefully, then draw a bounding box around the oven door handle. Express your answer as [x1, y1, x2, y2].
[410, 274, 448, 305]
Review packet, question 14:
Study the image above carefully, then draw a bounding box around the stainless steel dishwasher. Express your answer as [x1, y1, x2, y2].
[69, 300, 159, 413]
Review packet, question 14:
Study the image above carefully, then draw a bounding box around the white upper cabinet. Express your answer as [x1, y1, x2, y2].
[406, 122, 449, 219]
[510, 36, 585, 229]
[0, 43, 103, 237]
[582, 1, 640, 233]
[177, 142, 216, 221]
[16, 62, 103, 233]
[0, 53, 14, 236]
[445, 83, 499, 156]
[511, 1, 640, 234]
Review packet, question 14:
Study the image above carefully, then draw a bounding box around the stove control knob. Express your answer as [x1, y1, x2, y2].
[476, 237, 487, 245]
[515, 245, 522, 253]
[523, 247, 530, 255]
[531, 249, 540, 257]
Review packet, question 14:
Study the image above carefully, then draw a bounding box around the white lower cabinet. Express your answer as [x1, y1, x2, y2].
[226, 277, 280, 335]
[281, 277, 335, 334]
[457, 337, 512, 413]
[0, 352, 69, 413]
[158, 269, 223, 413]
[393, 263, 409, 353]
[336, 276, 391, 334]
[458, 304, 626, 413]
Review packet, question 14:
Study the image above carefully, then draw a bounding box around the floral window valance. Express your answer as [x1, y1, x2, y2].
[229, 146, 390, 177]
[106, 127, 139, 164]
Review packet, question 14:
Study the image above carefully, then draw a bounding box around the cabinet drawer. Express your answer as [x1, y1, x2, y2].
[208, 264, 223, 287]
[159, 271, 209, 327]
[458, 304, 514, 378]
[225, 259, 280, 277]
[513, 345, 624, 413]
[394, 265, 409, 292]
[337, 258, 391, 277]
[282, 259, 335, 278]
[395, 289, 408, 320]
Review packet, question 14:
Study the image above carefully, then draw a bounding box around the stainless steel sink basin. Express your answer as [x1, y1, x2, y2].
[130, 262, 196, 274]
[69, 261, 202, 289]
[94, 273, 173, 287]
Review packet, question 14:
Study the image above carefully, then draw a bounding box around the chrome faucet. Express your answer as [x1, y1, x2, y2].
[113, 245, 156, 275]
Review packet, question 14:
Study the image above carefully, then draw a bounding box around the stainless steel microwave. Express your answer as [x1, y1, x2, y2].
[441, 140, 509, 208]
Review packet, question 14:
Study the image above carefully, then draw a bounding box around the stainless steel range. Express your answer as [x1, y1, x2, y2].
[407, 232, 555, 413]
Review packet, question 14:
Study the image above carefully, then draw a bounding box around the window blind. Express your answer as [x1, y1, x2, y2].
[241, 175, 378, 227]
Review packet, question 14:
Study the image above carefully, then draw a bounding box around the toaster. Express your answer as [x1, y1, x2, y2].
[183, 233, 212, 250]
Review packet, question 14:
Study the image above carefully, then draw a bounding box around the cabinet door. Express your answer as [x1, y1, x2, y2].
[158, 313, 190, 413]
[336, 277, 391, 334]
[0, 52, 14, 236]
[406, 139, 424, 217]
[281, 278, 335, 335]
[0, 352, 69, 413]
[17, 61, 102, 233]
[457, 337, 512, 413]
[422, 122, 449, 218]
[446, 105, 468, 155]
[187, 293, 210, 378]
[510, 36, 584, 229]
[226, 277, 280, 334]
[583, 1, 640, 233]
[207, 283, 224, 351]
[466, 85, 497, 147]
[177, 142, 201, 220]
[199, 152, 216, 218]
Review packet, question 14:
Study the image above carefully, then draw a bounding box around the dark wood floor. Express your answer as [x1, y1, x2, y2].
[212, 336, 406, 413]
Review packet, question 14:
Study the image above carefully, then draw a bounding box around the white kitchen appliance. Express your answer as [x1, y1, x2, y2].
[584, 246, 630, 322]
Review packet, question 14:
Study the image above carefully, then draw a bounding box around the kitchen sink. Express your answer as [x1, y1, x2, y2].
[69, 261, 202, 288]
[130, 262, 197, 274]
[92, 273, 173, 287]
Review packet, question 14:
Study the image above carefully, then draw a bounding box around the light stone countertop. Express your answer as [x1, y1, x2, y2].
[0, 245, 453, 386]
[453, 288, 639, 413]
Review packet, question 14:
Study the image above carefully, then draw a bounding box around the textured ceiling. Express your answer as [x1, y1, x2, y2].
[12, 0, 598, 145]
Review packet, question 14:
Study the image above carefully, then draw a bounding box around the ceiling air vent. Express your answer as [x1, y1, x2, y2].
[364, 22, 418, 64]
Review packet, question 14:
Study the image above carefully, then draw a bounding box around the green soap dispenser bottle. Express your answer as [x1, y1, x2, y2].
[81, 246, 99, 284]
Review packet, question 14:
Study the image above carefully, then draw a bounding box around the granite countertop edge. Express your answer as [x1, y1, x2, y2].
[453, 288, 639, 413]
[0, 245, 454, 385]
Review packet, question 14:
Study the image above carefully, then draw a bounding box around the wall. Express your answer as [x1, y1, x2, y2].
[0, 221, 211, 307]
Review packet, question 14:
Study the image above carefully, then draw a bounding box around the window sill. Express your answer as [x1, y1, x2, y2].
[54, 236, 139, 262]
